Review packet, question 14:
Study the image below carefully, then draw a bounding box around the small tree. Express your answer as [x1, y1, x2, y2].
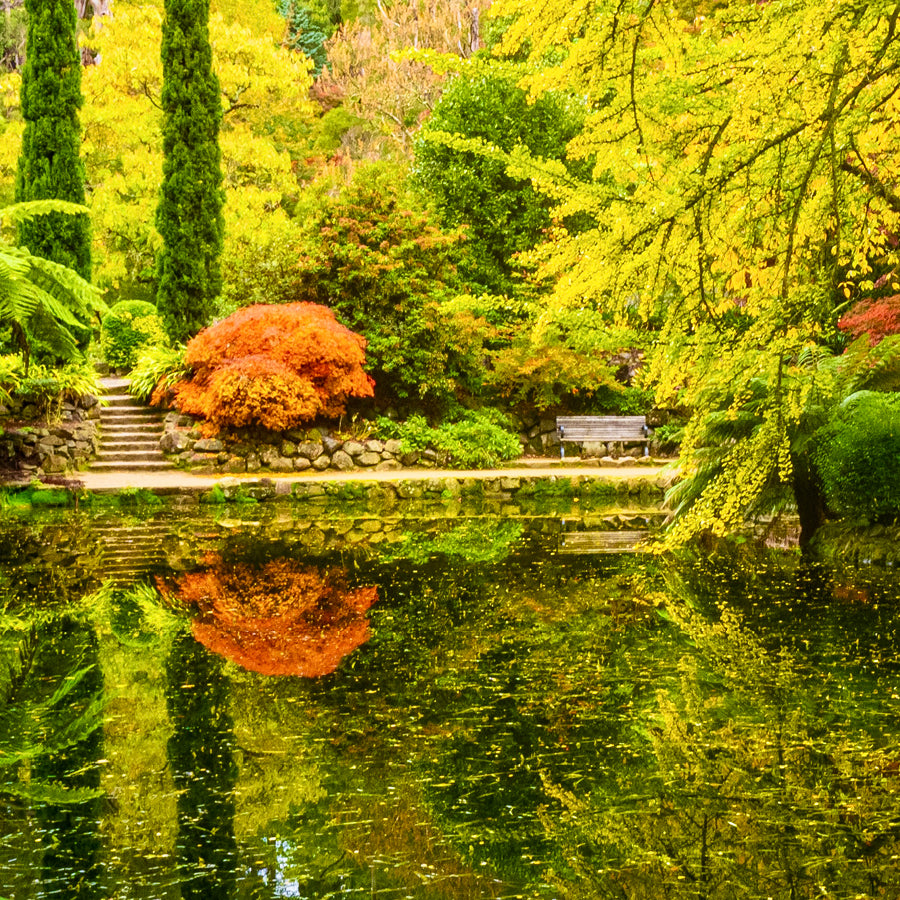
[156, 0, 224, 344]
[170, 303, 374, 431]
[15, 0, 91, 281]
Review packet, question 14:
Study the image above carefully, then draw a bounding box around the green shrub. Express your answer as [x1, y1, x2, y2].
[129, 343, 187, 404]
[380, 409, 522, 469]
[101, 300, 168, 370]
[814, 391, 900, 522]
[17, 361, 101, 421]
[0, 354, 24, 406]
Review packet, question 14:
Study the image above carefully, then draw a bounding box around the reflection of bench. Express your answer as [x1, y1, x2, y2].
[558, 531, 649, 553]
[556, 416, 652, 458]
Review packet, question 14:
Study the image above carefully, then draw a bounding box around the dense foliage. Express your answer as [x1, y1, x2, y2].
[488, 0, 900, 542]
[414, 65, 584, 295]
[156, 0, 224, 343]
[293, 162, 478, 413]
[100, 300, 167, 370]
[814, 391, 900, 523]
[171, 303, 374, 431]
[0, 202, 105, 369]
[379, 409, 521, 469]
[15, 0, 91, 281]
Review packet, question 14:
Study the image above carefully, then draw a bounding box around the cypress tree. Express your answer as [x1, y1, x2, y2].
[156, 0, 224, 344]
[15, 0, 91, 281]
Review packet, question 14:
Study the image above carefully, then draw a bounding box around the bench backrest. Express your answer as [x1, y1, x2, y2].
[557, 415, 649, 442]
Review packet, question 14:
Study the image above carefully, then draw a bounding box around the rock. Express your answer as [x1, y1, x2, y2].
[331, 450, 355, 470]
[160, 430, 194, 453]
[260, 447, 280, 467]
[280, 440, 297, 458]
[400, 451, 420, 466]
[358, 451, 381, 466]
[582, 441, 606, 457]
[365, 439, 383, 453]
[375, 460, 402, 471]
[44, 455, 68, 473]
[422, 449, 439, 462]
[312, 454, 331, 470]
[193, 437, 224, 453]
[297, 441, 324, 460]
[293, 457, 312, 471]
[222, 457, 246, 473]
[322, 435, 343, 454]
[343, 440, 365, 457]
[384, 438, 402, 455]
[269, 457, 295, 473]
[500, 477, 521, 491]
[246, 452, 261, 472]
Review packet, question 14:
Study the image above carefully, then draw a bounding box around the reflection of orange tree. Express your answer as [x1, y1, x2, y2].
[160, 557, 378, 677]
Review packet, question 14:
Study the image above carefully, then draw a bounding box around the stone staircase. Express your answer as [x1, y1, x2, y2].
[91, 377, 172, 473]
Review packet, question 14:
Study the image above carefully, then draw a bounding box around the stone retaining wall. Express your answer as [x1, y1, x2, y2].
[160, 413, 663, 475]
[0, 395, 101, 477]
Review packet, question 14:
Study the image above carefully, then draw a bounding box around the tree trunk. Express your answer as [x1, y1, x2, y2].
[791, 451, 827, 549]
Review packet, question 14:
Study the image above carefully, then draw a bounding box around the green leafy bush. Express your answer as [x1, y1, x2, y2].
[814, 391, 900, 522]
[101, 300, 167, 370]
[0, 354, 24, 406]
[380, 409, 521, 469]
[16, 360, 101, 421]
[129, 343, 187, 404]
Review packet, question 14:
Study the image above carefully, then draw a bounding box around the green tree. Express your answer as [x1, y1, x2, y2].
[414, 64, 584, 295]
[487, 0, 900, 545]
[15, 0, 91, 281]
[156, 0, 224, 345]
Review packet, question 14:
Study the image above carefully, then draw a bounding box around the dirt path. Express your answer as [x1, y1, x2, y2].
[74, 460, 675, 493]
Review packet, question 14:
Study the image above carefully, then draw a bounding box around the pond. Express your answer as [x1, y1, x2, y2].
[1, 497, 899, 899]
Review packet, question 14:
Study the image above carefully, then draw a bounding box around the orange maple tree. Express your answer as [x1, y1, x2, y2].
[161, 556, 378, 677]
[172, 303, 374, 431]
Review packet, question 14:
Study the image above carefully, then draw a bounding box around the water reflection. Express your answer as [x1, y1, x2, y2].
[166, 631, 238, 899]
[160, 557, 378, 677]
[0, 508, 899, 899]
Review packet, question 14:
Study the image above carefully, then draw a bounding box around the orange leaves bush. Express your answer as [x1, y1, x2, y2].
[162, 556, 378, 677]
[172, 303, 374, 431]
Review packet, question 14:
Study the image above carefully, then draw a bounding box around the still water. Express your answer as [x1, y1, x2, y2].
[0, 500, 898, 899]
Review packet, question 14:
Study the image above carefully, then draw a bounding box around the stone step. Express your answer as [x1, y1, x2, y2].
[103, 393, 142, 407]
[95, 449, 168, 462]
[101, 423, 165, 435]
[99, 414, 165, 427]
[90, 459, 175, 472]
[100, 403, 164, 415]
[100, 439, 162, 452]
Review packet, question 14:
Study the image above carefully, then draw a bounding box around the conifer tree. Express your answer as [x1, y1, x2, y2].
[156, 0, 224, 344]
[15, 0, 91, 281]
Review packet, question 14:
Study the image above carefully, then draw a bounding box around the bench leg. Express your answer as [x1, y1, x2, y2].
[644, 445, 649, 457]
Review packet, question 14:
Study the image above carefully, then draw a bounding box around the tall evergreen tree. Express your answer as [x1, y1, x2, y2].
[15, 0, 91, 281]
[156, 0, 224, 344]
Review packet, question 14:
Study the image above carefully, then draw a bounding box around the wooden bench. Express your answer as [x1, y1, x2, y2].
[556, 415, 652, 458]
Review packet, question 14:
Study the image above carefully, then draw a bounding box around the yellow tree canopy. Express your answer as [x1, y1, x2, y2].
[489, 0, 900, 541]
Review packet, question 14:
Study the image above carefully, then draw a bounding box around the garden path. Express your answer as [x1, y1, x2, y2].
[76, 460, 673, 494]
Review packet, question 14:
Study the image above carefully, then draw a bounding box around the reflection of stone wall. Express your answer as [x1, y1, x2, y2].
[0, 395, 101, 476]
[204, 472, 666, 507]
